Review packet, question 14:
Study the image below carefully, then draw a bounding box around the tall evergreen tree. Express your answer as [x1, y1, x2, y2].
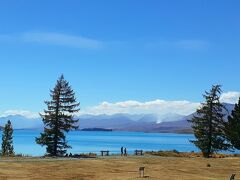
[225, 97, 240, 150]
[1, 120, 14, 156]
[189, 85, 229, 158]
[36, 75, 80, 156]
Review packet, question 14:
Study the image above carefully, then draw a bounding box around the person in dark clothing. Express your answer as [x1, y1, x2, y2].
[124, 148, 127, 156]
[121, 147, 124, 156]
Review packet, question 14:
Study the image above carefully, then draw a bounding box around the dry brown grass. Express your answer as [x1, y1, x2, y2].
[0, 156, 239, 180]
[145, 150, 236, 158]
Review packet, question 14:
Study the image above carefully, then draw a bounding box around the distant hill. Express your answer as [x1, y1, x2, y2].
[0, 115, 42, 129]
[154, 102, 235, 133]
[81, 128, 112, 132]
[0, 103, 235, 133]
[77, 113, 185, 132]
[78, 114, 156, 131]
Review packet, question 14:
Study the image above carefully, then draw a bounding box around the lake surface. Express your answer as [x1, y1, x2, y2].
[0, 130, 237, 156]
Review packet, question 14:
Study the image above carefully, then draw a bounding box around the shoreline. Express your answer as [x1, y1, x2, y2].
[7, 150, 240, 159]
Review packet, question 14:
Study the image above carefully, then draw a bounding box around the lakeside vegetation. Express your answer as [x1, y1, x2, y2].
[145, 150, 240, 158]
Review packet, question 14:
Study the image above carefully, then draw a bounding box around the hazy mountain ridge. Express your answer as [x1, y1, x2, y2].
[0, 103, 235, 133]
[155, 102, 235, 133]
[0, 115, 42, 129]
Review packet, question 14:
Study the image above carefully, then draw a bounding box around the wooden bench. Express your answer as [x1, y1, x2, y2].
[100, 151, 109, 156]
[135, 150, 144, 156]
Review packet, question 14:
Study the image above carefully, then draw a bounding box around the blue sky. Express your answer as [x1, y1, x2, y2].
[0, 0, 240, 117]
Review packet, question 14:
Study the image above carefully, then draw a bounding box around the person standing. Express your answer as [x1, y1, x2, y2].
[124, 148, 127, 156]
[121, 147, 124, 156]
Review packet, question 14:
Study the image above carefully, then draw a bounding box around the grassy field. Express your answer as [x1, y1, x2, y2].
[0, 156, 239, 180]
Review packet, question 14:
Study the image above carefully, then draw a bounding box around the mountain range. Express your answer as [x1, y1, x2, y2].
[0, 103, 235, 133]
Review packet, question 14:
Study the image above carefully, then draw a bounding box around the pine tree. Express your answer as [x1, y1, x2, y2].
[225, 97, 240, 150]
[36, 75, 80, 156]
[1, 120, 14, 156]
[189, 85, 229, 158]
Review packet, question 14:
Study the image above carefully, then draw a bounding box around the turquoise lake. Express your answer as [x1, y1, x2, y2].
[0, 130, 237, 156]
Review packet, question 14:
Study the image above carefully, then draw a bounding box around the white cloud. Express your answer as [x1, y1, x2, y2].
[0, 110, 39, 119]
[220, 91, 240, 104]
[174, 40, 209, 50]
[1, 33, 208, 51]
[21, 32, 103, 49]
[146, 39, 209, 51]
[2, 92, 239, 119]
[0, 32, 103, 49]
[81, 99, 200, 116]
